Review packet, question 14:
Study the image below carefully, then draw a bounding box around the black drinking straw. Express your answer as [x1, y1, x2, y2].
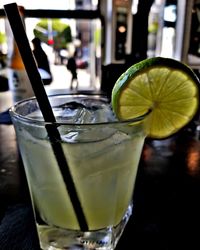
[4, 2, 88, 231]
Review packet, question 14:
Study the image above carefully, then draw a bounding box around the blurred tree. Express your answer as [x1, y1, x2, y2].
[0, 32, 6, 47]
[94, 28, 101, 46]
[33, 19, 72, 49]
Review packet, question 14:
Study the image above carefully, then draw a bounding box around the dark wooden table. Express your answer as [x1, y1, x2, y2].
[1, 90, 200, 249]
[0, 92, 21, 205]
[117, 134, 200, 249]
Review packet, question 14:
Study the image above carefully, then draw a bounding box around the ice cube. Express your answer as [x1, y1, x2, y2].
[55, 98, 116, 124]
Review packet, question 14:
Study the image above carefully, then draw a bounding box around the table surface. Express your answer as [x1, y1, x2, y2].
[1, 90, 200, 249]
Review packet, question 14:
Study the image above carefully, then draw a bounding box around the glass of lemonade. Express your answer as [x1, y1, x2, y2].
[10, 94, 147, 250]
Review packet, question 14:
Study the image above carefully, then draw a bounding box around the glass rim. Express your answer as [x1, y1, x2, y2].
[9, 93, 149, 126]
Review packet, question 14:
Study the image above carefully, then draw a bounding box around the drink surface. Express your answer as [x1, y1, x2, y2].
[12, 95, 145, 231]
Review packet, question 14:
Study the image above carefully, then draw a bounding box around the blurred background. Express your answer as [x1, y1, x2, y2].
[0, 0, 200, 97]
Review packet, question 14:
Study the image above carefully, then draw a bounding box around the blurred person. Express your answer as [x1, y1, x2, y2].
[66, 50, 78, 90]
[131, 0, 154, 64]
[32, 37, 53, 85]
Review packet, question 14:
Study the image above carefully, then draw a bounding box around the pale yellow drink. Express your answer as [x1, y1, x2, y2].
[18, 130, 144, 230]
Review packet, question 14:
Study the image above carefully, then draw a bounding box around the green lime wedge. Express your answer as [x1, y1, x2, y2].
[112, 57, 200, 139]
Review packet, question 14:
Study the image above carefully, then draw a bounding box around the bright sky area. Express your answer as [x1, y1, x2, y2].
[1, 0, 73, 10]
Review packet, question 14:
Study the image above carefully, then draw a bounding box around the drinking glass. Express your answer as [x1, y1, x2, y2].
[10, 94, 147, 250]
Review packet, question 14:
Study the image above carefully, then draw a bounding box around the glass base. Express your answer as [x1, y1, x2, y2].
[38, 205, 132, 250]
